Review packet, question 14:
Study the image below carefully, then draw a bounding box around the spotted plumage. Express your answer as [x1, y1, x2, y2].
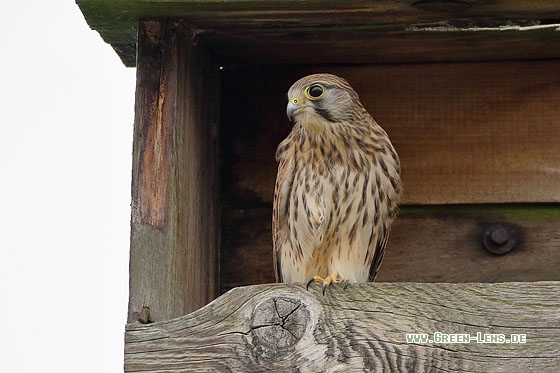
[272, 73, 402, 287]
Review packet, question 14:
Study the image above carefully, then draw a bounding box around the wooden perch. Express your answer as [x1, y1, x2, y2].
[125, 282, 560, 371]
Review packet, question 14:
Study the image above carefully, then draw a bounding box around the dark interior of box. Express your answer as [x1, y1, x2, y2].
[218, 61, 560, 293]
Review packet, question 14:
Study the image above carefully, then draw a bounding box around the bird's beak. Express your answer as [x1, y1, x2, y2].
[286, 102, 297, 121]
[286, 101, 302, 122]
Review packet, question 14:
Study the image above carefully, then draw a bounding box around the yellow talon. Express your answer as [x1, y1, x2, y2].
[306, 269, 350, 295]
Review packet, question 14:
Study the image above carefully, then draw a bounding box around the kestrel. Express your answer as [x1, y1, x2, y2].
[272, 73, 402, 293]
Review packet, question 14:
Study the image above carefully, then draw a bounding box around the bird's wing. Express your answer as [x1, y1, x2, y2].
[272, 157, 293, 282]
[368, 225, 390, 282]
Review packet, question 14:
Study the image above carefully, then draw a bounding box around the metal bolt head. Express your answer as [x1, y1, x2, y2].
[482, 222, 518, 255]
[490, 226, 510, 245]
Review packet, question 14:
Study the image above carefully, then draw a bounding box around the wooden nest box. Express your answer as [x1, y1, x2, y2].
[78, 1, 560, 371]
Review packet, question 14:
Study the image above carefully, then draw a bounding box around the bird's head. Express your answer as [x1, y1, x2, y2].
[286, 73, 358, 133]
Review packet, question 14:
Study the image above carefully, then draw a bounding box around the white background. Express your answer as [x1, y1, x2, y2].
[1, 1, 136, 371]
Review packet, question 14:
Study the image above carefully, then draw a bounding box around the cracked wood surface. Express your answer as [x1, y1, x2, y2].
[129, 20, 220, 322]
[125, 282, 560, 372]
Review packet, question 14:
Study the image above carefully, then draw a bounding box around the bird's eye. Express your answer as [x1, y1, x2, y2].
[305, 84, 325, 100]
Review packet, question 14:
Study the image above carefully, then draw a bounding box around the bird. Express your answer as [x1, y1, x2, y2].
[272, 73, 402, 293]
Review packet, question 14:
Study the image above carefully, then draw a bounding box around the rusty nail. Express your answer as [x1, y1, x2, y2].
[482, 223, 517, 255]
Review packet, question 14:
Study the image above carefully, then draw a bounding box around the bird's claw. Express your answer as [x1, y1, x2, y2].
[306, 277, 315, 291]
[306, 269, 349, 295]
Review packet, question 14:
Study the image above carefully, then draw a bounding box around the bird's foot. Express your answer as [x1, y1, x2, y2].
[306, 269, 350, 295]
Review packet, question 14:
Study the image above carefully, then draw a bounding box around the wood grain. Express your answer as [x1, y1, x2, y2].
[125, 282, 560, 372]
[76, 0, 560, 66]
[129, 20, 220, 323]
[221, 61, 560, 205]
[221, 206, 560, 292]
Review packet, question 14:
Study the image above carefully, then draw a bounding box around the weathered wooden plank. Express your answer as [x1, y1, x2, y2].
[206, 25, 560, 65]
[221, 61, 560, 206]
[377, 205, 560, 283]
[221, 206, 560, 292]
[125, 282, 560, 372]
[129, 20, 220, 323]
[76, 0, 560, 66]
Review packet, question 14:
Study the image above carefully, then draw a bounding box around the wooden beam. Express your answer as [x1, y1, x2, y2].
[129, 20, 220, 323]
[75, 1, 560, 66]
[221, 205, 560, 292]
[125, 282, 560, 371]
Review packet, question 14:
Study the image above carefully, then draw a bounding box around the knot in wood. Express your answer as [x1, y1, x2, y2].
[250, 296, 309, 357]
